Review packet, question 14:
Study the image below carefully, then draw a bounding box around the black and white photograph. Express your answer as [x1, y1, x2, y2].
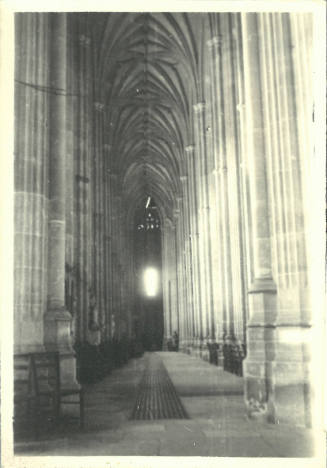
[1, 1, 326, 466]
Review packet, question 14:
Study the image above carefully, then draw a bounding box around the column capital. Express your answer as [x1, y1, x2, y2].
[180, 175, 188, 182]
[173, 208, 180, 219]
[214, 165, 227, 174]
[94, 102, 105, 112]
[163, 217, 174, 229]
[193, 102, 206, 114]
[75, 174, 90, 184]
[248, 277, 277, 294]
[185, 145, 195, 154]
[206, 35, 223, 51]
[78, 34, 91, 48]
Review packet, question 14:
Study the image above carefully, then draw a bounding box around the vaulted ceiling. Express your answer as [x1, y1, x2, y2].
[87, 13, 210, 222]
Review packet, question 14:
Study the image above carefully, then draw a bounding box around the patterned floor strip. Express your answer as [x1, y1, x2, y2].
[130, 353, 189, 420]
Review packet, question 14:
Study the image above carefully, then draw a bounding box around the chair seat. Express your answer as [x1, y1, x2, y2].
[61, 387, 82, 396]
[15, 352, 85, 436]
[14, 394, 38, 402]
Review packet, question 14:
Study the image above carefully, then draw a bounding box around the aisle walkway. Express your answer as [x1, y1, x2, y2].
[131, 353, 189, 420]
[15, 352, 317, 457]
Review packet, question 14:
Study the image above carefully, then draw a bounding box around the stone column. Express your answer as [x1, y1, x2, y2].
[181, 175, 194, 352]
[241, 13, 277, 421]
[193, 103, 211, 361]
[44, 14, 78, 388]
[206, 35, 227, 365]
[92, 103, 106, 339]
[14, 14, 49, 353]
[178, 196, 191, 352]
[169, 223, 179, 334]
[161, 220, 170, 348]
[207, 19, 235, 355]
[65, 14, 77, 342]
[251, 13, 314, 427]
[185, 145, 203, 354]
[174, 207, 184, 345]
[104, 148, 113, 341]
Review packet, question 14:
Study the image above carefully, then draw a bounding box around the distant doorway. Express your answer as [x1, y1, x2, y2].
[133, 197, 164, 351]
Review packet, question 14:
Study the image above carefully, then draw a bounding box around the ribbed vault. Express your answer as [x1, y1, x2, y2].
[88, 13, 205, 221]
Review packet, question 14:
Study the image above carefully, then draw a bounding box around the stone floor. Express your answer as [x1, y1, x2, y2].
[14, 351, 320, 458]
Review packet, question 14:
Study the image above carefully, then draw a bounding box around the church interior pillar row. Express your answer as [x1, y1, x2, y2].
[181, 175, 194, 351]
[14, 13, 49, 353]
[104, 159, 111, 341]
[92, 103, 106, 340]
[206, 36, 227, 365]
[230, 12, 251, 347]
[202, 118, 216, 346]
[65, 15, 76, 338]
[103, 160, 112, 341]
[197, 100, 216, 349]
[288, 15, 320, 426]
[178, 202, 186, 351]
[185, 145, 202, 354]
[214, 15, 235, 347]
[112, 193, 123, 339]
[174, 206, 185, 348]
[101, 143, 112, 342]
[172, 221, 180, 337]
[106, 170, 115, 340]
[192, 103, 211, 361]
[73, 19, 92, 345]
[220, 14, 247, 344]
[44, 13, 78, 388]
[241, 12, 278, 422]
[168, 225, 179, 336]
[161, 222, 169, 348]
[179, 195, 192, 352]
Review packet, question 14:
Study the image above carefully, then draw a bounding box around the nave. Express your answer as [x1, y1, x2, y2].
[10, 10, 325, 461]
[15, 352, 315, 457]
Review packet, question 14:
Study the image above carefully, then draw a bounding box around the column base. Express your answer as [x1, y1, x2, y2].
[44, 308, 79, 390]
[269, 326, 314, 428]
[14, 343, 45, 354]
[190, 338, 202, 358]
[244, 283, 313, 427]
[162, 336, 169, 351]
[244, 360, 272, 423]
[179, 340, 188, 353]
[200, 344, 210, 362]
[244, 280, 277, 424]
[217, 344, 224, 368]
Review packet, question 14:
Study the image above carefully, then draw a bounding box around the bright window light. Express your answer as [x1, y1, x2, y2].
[144, 267, 158, 297]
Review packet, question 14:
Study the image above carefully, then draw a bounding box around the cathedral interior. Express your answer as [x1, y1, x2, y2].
[11, 11, 325, 458]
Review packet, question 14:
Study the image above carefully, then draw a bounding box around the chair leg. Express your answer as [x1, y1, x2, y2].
[79, 390, 84, 429]
[52, 393, 60, 428]
[34, 398, 40, 439]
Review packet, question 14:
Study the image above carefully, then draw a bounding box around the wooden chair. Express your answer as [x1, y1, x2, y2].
[14, 353, 43, 438]
[32, 352, 84, 430]
[14, 352, 84, 439]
